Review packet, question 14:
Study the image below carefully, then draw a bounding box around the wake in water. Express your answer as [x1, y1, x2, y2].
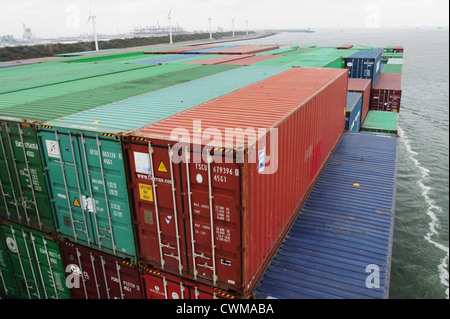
[398, 126, 449, 299]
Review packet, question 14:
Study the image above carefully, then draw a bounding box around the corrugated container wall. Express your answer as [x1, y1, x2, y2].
[346, 92, 363, 132]
[60, 242, 143, 299]
[346, 50, 382, 86]
[0, 64, 233, 236]
[127, 67, 348, 297]
[37, 66, 289, 265]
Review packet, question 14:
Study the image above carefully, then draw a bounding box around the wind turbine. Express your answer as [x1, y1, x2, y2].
[208, 18, 212, 39]
[87, 2, 99, 51]
[230, 17, 236, 37]
[167, 7, 173, 44]
[245, 19, 249, 36]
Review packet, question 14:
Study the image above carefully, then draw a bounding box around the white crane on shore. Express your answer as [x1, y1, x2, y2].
[87, 1, 99, 51]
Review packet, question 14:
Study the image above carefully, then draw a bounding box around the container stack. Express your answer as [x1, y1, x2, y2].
[1, 42, 403, 300]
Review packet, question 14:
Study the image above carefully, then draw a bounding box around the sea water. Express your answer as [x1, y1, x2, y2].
[222, 27, 449, 299]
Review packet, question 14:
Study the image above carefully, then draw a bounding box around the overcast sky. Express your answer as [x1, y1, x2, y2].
[0, 0, 448, 38]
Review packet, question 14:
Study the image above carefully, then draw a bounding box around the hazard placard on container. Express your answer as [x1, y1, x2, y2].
[139, 184, 153, 202]
[158, 161, 168, 173]
[73, 198, 81, 207]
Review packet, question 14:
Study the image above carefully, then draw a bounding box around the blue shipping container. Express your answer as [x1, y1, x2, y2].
[346, 92, 363, 132]
[252, 132, 399, 299]
[346, 50, 382, 85]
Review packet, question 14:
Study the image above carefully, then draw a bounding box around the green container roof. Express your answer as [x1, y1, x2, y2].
[361, 110, 399, 135]
[288, 55, 341, 68]
[45, 66, 290, 134]
[58, 50, 146, 63]
[382, 64, 403, 74]
[0, 64, 236, 122]
[0, 62, 154, 95]
[252, 55, 310, 66]
[0, 64, 198, 109]
[352, 46, 374, 50]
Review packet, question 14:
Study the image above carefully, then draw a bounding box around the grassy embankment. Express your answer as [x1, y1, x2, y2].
[0, 31, 253, 62]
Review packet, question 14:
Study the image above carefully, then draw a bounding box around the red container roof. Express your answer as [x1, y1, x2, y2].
[338, 45, 354, 49]
[348, 78, 371, 91]
[188, 54, 253, 65]
[189, 54, 282, 65]
[373, 73, 402, 90]
[151, 45, 219, 54]
[132, 67, 348, 148]
[209, 45, 279, 55]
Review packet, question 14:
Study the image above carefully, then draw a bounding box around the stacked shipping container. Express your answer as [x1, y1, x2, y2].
[346, 49, 382, 86]
[371, 73, 403, 112]
[346, 92, 363, 132]
[348, 78, 371, 125]
[1, 43, 403, 299]
[127, 67, 348, 297]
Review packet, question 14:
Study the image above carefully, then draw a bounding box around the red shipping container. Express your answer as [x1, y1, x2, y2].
[371, 73, 402, 112]
[60, 242, 143, 299]
[220, 55, 282, 65]
[188, 54, 253, 65]
[141, 268, 235, 299]
[348, 78, 372, 123]
[151, 45, 219, 54]
[393, 46, 404, 53]
[124, 67, 348, 297]
[337, 45, 354, 49]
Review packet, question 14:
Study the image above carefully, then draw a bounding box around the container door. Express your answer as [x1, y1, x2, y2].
[80, 134, 136, 262]
[0, 227, 19, 298]
[348, 58, 376, 81]
[0, 122, 54, 233]
[130, 141, 187, 276]
[98, 257, 142, 299]
[1, 223, 70, 299]
[182, 147, 242, 291]
[39, 129, 94, 247]
[372, 89, 401, 112]
[61, 243, 104, 299]
[188, 283, 236, 299]
[141, 270, 187, 299]
[39, 128, 136, 262]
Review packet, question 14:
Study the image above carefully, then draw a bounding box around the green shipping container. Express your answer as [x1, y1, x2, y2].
[361, 110, 399, 136]
[37, 65, 290, 263]
[324, 57, 345, 69]
[0, 64, 236, 235]
[0, 62, 154, 95]
[0, 221, 70, 299]
[0, 64, 199, 111]
[0, 121, 54, 234]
